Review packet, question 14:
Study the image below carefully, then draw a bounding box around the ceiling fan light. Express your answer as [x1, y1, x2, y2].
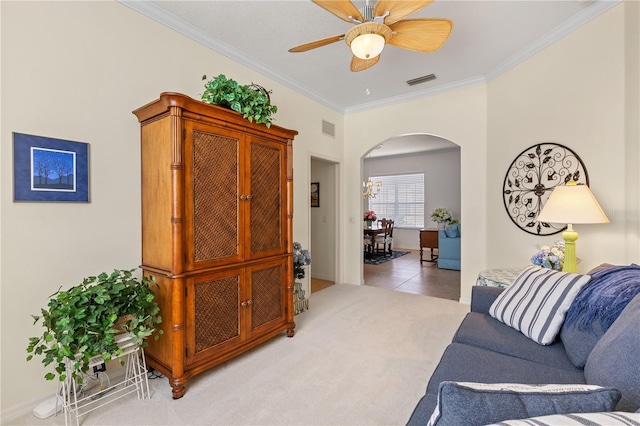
[345, 22, 392, 61]
[351, 33, 385, 59]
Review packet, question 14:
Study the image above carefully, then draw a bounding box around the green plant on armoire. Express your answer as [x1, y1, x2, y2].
[201, 74, 278, 128]
[26, 268, 162, 382]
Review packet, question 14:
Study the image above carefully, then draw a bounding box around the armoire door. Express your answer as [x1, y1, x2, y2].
[245, 136, 287, 260]
[185, 268, 244, 366]
[183, 120, 245, 270]
[244, 257, 288, 338]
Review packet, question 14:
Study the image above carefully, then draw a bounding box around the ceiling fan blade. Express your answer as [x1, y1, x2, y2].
[388, 19, 453, 52]
[373, 0, 434, 25]
[351, 55, 380, 72]
[289, 34, 345, 53]
[312, 0, 363, 23]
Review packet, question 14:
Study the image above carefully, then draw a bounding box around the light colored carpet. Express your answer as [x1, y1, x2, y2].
[10, 284, 468, 426]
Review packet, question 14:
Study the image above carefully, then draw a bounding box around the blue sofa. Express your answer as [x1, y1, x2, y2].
[407, 265, 640, 425]
[437, 224, 460, 270]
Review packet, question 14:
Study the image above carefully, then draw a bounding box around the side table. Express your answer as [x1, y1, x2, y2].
[475, 268, 523, 288]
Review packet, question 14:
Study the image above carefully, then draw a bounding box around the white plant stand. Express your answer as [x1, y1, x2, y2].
[57, 332, 150, 426]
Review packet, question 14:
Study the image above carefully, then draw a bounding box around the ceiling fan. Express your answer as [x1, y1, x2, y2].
[289, 0, 453, 72]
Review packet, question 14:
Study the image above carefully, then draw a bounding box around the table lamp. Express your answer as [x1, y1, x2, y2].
[537, 181, 609, 273]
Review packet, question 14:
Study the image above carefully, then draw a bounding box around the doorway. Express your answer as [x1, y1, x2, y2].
[310, 156, 339, 292]
[361, 134, 461, 300]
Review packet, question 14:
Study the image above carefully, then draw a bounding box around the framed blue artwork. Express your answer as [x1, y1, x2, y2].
[13, 133, 89, 202]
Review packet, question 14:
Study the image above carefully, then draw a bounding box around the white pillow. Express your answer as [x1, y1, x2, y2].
[489, 265, 591, 345]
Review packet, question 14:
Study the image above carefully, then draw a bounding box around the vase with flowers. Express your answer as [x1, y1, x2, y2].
[293, 242, 312, 314]
[363, 210, 377, 228]
[431, 207, 453, 229]
[531, 241, 565, 271]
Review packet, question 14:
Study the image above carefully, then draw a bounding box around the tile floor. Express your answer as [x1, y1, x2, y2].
[311, 249, 461, 301]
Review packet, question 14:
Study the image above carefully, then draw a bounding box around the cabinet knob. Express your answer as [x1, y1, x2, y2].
[246, 195, 253, 200]
[247, 300, 253, 306]
[240, 195, 247, 201]
[241, 301, 248, 308]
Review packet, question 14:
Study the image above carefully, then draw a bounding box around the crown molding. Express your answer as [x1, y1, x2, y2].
[484, 0, 622, 82]
[344, 75, 487, 114]
[120, 0, 621, 116]
[118, 0, 345, 114]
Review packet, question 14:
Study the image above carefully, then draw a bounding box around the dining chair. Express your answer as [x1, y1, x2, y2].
[374, 220, 394, 257]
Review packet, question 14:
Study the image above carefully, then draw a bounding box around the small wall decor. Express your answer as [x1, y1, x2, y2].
[310, 182, 320, 207]
[502, 143, 588, 235]
[13, 133, 89, 202]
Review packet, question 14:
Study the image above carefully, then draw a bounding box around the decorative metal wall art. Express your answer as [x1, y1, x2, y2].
[502, 143, 589, 235]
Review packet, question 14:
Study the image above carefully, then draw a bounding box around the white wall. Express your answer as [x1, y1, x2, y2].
[486, 3, 639, 272]
[344, 84, 489, 296]
[363, 148, 461, 249]
[0, 0, 344, 414]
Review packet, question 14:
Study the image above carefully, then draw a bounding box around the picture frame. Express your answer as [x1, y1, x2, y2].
[310, 182, 320, 208]
[13, 133, 90, 202]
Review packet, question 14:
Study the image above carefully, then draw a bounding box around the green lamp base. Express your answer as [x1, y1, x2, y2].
[561, 224, 579, 273]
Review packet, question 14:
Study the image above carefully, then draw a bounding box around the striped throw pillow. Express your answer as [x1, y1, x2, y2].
[489, 266, 592, 345]
[485, 411, 640, 425]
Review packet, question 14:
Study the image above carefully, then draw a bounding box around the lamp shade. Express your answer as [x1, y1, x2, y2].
[537, 181, 609, 224]
[345, 22, 392, 61]
[351, 33, 385, 59]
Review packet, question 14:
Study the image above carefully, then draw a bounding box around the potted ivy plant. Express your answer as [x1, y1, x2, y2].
[201, 74, 278, 128]
[26, 268, 162, 383]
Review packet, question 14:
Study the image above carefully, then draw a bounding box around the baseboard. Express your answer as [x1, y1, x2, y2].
[310, 273, 334, 282]
[1, 393, 54, 424]
[1, 360, 130, 423]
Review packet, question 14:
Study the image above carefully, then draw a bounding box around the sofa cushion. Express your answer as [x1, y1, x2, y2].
[425, 343, 586, 397]
[560, 319, 606, 369]
[489, 266, 591, 345]
[406, 393, 438, 426]
[444, 224, 459, 238]
[486, 411, 640, 426]
[427, 382, 621, 426]
[453, 312, 579, 371]
[561, 264, 640, 368]
[585, 293, 640, 411]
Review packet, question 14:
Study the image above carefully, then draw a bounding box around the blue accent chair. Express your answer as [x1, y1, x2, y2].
[437, 224, 461, 270]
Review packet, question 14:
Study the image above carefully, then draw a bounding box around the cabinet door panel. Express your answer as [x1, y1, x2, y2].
[184, 121, 244, 269]
[246, 137, 287, 259]
[187, 269, 243, 365]
[247, 258, 287, 335]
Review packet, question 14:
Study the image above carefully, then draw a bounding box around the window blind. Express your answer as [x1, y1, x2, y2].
[367, 173, 424, 228]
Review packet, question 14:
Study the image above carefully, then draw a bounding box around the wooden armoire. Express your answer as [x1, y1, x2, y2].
[133, 92, 297, 399]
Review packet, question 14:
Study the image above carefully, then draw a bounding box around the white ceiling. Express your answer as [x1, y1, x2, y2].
[121, 0, 618, 115]
[120, 0, 617, 157]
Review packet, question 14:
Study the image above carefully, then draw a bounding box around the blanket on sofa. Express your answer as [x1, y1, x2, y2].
[565, 264, 640, 332]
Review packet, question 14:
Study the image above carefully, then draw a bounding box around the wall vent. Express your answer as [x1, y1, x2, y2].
[406, 74, 437, 86]
[322, 120, 335, 137]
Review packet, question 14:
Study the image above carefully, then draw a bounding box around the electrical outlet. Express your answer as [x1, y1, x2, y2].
[93, 363, 106, 373]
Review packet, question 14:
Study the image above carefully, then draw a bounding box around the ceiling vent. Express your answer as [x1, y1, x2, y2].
[406, 74, 437, 86]
[322, 120, 335, 137]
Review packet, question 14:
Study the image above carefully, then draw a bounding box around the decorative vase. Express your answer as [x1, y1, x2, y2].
[366, 220, 373, 228]
[438, 221, 447, 230]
